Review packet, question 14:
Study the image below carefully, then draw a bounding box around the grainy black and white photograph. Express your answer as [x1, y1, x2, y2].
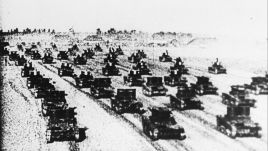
[0, 0, 267, 150]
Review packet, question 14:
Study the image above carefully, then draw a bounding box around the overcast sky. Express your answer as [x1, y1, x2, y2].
[0, 0, 267, 38]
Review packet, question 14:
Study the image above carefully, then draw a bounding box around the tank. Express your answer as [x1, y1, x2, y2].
[42, 53, 53, 64]
[208, 58, 227, 74]
[142, 77, 167, 96]
[142, 107, 186, 140]
[132, 61, 152, 75]
[58, 63, 74, 77]
[170, 83, 204, 110]
[159, 50, 172, 62]
[123, 70, 144, 86]
[111, 89, 145, 114]
[74, 71, 94, 88]
[74, 55, 87, 65]
[164, 69, 187, 86]
[222, 85, 256, 107]
[217, 106, 262, 138]
[191, 76, 218, 95]
[57, 51, 68, 60]
[102, 62, 121, 76]
[90, 78, 114, 98]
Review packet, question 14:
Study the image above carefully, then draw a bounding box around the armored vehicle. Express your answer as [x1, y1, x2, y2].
[31, 50, 41, 60]
[82, 48, 95, 59]
[222, 85, 256, 107]
[106, 47, 119, 57]
[159, 50, 172, 62]
[136, 49, 147, 58]
[74, 55, 87, 65]
[104, 53, 119, 65]
[42, 53, 54, 64]
[102, 62, 121, 76]
[170, 84, 204, 110]
[46, 126, 85, 143]
[41, 91, 68, 116]
[208, 58, 227, 74]
[142, 77, 167, 96]
[47, 107, 78, 128]
[32, 77, 56, 98]
[25, 44, 37, 55]
[15, 55, 27, 66]
[142, 107, 186, 140]
[90, 78, 114, 98]
[114, 45, 124, 55]
[216, 106, 262, 138]
[111, 89, 145, 114]
[34, 85, 56, 99]
[57, 51, 68, 60]
[123, 70, 144, 86]
[26, 71, 43, 89]
[68, 44, 79, 52]
[128, 52, 142, 63]
[9, 51, 19, 61]
[58, 63, 74, 77]
[0, 42, 9, 56]
[164, 69, 187, 86]
[191, 76, 218, 95]
[21, 62, 35, 77]
[74, 71, 94, 88]
[246, 74, 268, 94]
[133, 61, 152, 75]
[170, 57, 188, 74]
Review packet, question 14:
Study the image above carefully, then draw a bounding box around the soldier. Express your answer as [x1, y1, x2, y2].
[77, 54, 81, 60]
[140, 61, 146, 68]
[136, 61, 142, 69]
[170, 70, 175, 77]
[111, 62, 116, 69]
[86, 71, 93, 79]
[213, 58, 219, 67]
[129, 70, 134, 76]
[80, 71, 86, 79]
[61, 63, 65, 68]
[4, 56, 8, 66]
[106, 62, 111, 68]
[176, 57, 182, 63]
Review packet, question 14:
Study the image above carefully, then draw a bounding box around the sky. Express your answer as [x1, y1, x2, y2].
[0, 0, 267, 38]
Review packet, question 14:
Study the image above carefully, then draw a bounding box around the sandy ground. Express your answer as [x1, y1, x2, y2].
[1, 33, 267, 151]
